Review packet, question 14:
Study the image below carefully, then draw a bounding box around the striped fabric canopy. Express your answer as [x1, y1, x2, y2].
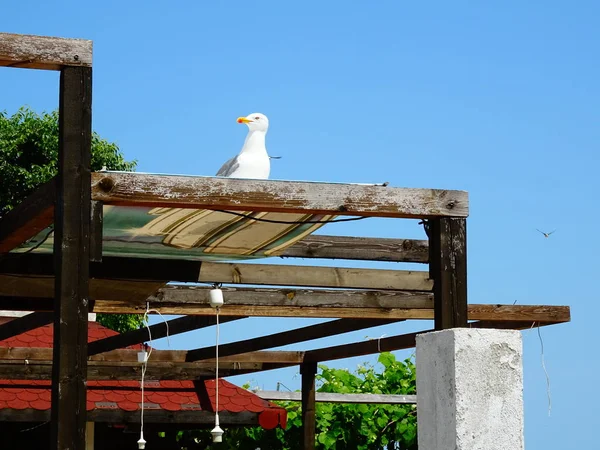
[16, 204, 336, 261]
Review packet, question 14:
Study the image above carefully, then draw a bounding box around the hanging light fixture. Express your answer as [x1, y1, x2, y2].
[209, 283, 224, 443]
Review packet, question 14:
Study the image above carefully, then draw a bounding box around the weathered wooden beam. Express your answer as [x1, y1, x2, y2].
[138, 286, 433, 317]
[0, 347, 305, 364]
[0, 255, 431, 290]
[0, 32, 92, 70]
[255, 391, 417, 404]
[428, 218, 468, 329]
[51, 65, 92, 450]
[301, 362, 317, 450]
[186, 318, 401, 362]
[91, 172, 468, 219]
[0, 359, 291, 380]
[198, 263, 431, 291]
[88, 315, 246, 356]
[0, 312, 53, 341]
[0, 178, 55, 253]
[280, 235, 429, 263]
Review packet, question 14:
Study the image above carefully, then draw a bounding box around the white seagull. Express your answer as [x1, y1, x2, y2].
[216, 113, 271, 179]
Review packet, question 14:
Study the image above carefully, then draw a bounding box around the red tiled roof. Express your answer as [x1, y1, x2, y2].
[0, 320, 286, 430]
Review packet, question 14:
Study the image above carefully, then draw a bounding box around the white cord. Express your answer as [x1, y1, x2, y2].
[139, 303, 171, 447]
[537, 324, 552, 416]
[215, 306, 220, 417]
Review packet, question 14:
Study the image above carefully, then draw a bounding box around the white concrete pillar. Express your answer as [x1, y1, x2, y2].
[416, 328, 524, 450]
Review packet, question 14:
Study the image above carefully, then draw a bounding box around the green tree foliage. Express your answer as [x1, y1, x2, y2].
[0, 106, 142, 332]
[169, 352, 417, 449]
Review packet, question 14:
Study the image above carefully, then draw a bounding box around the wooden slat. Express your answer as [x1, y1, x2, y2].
[0, 32, 92, 70]
[0, 347, 305, 364]
[0, 312, 53, 341]
[0, 178, 55, 253]
[144, 285, 433, 316]
[256, 391, 417, 404]
[88, 315, 246, 356]
[429, 218, 468, 329]
[280, 236, 429, 263]
[91, 172, 468, 219]
[198, 262, 432, 291]
[186, 318, 401, 362]
[0, 359, 292, 380]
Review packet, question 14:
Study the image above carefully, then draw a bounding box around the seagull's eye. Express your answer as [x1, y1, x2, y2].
[254, 116, 260, 120]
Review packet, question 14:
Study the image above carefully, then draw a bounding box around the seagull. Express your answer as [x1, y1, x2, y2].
[536, 229, 556, 238]
[216, 113, 271, 179]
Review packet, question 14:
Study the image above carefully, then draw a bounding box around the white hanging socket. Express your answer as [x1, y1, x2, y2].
[209, 288, 224, 308]
[211, 424, 224, 443]
[137, 435, 146, 449]
[137, 351, 148, 363]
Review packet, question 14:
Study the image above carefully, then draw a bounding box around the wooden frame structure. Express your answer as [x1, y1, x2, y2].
[0, 32, 570, 450]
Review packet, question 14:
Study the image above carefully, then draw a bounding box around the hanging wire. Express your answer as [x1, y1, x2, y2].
[214, 210, 368, 224]
[537, 324, 552, 416]
[215, 305, 220, 418]
[139, 302, 171, 446]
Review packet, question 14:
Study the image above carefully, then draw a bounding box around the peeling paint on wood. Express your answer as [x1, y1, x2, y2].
[0, 32, 92, 70]
[91, 172, 469, 219]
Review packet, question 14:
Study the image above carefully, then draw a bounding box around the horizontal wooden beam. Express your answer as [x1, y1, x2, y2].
[0, 254, 430, 291]
[0, 32, 92, 70]
[0, 359, 292, 380]
[114, 286, 433, 318]
[0, 409, 261, 425]
[186, 318, 401, 362]
[280, 236, 429, 263]
[91, 172, 468, 219]
[255, 391, 417, 404]
[0, 178, 55, 253]
[87, 315, 246, 356]
[0, 347, 305, 364]
[197, 262, 432, 291]
[303, 318, 568, 363]
[0, 312, 53, 341]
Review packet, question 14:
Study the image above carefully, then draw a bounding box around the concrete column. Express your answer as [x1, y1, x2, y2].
[416, 328, 524, 450]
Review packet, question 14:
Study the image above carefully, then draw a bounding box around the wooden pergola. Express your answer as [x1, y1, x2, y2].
[0, 32, 570, 450]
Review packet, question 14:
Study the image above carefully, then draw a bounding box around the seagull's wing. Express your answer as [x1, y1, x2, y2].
[548, 229, 556, 235]
[216, 155, 240, 177]
[536, 229, 545, 235]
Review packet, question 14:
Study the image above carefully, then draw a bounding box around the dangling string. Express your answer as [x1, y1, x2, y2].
[215, 305, 220, 419]
[139, 302, 171, 448]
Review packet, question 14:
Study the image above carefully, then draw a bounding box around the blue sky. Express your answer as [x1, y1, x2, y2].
[2, 1, 598, 447]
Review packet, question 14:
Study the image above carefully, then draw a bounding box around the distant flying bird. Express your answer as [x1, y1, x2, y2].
[216, 113, 271, 179]
[536, 229, 556, 238]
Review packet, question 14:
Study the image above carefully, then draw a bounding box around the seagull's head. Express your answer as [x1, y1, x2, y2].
[237, 113, 269, 132]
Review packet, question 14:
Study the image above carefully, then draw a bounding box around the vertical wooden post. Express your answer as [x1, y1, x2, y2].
[51, 65, 92, 450]
[428, 218, 468, 330]
[301, 361, 317, 450]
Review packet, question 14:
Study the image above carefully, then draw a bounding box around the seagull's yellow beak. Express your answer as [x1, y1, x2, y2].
[237, 117, 253, 124]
